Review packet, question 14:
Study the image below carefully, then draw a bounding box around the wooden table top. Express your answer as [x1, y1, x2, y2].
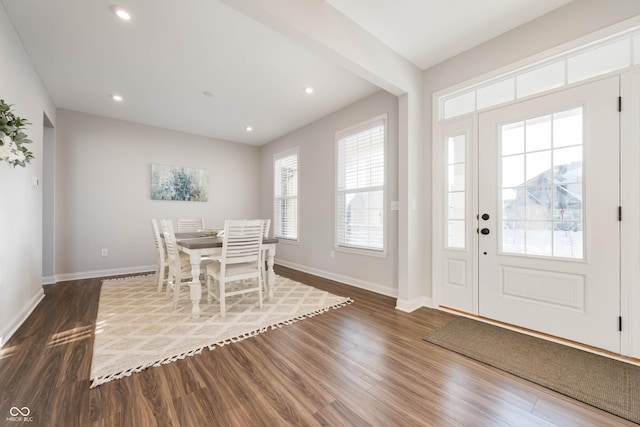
[174, 232, 279, 249]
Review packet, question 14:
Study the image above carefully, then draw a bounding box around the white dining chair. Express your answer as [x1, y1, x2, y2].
[177, 218, 205, 233]
[161, 219, 213, 309]
[262, 218, 271, 239]
[206, 219, 264, 318]
[260, 219, 271, 283]
[151, 218, 169, 292]
[151, 219, 191, 292]
[161, 219, 189, 308]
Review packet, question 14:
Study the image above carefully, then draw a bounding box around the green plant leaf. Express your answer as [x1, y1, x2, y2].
[0, 99, 33, 167]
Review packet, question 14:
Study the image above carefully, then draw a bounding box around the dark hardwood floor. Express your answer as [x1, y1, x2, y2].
[0, 266, 636, 426]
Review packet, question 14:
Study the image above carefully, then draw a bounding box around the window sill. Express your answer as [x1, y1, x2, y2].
[334, 245, 387, 258]
[276, 238, 300, 246]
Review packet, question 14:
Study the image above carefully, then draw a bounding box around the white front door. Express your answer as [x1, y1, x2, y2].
[478, 77, 620, 353]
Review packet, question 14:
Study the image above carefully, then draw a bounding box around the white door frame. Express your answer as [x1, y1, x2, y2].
[431, 117, 478, 315]
[478, 77, 620, 353]
[433, 72, 640, 359]
[621, 70, 640, 358]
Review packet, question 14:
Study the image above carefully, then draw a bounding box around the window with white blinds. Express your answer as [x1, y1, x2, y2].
[336, 116, 386, 253]
[274, 148, 299, 241]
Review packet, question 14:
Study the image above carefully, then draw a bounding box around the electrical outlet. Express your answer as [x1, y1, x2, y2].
[101, 248, 108, 257]
[330, 250, 335, 259]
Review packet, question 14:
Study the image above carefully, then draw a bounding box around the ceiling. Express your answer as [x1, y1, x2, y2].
[2, 0, 571, 145]
[327, 0, 573, 70]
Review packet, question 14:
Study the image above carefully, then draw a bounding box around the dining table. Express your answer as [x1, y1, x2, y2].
[174, 232, 279, 320]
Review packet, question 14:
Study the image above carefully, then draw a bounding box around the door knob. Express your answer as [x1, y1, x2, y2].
[481, 213, 490, 220]
[480, 228, 490, 235]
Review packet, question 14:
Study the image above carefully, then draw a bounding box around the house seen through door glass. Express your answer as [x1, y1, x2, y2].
[501, 106, 584, 259]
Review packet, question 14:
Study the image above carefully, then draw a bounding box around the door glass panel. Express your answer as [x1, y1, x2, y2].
[500, 106, 584, 258]
[448, 135, 466, 163]
[525, 115, 552, 151]
[502, 188, 523, 219]
[526, 151, 551, 182]
[448, 220, 465, 248]
[554, 108, 582, 147]
[554, 146, 582, 181]
[448, 164, 465, 191]
[526, 186, 552, 220]
[553, 183, 583, 258]
[446, 134, 466, 248]
[448, 192, 465, 220]
[526, 222, 553, 256]
[502, 221, 525, 254]
[502, 121, 524, 155]
[502, 155, 524, 188]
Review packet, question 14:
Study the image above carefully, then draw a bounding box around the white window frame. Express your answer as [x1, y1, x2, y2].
[273, 147, 299, 242]
[335, 114, 387, 257]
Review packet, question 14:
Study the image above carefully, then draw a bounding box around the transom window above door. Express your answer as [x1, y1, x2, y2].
[439, 27, 640, 120]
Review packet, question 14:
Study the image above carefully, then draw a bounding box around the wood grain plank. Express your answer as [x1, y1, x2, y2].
[313, 399, 372, 427]
[532, 394, 639, 427]
[0, 266, 636, 427]
[227, 336, 336, 412]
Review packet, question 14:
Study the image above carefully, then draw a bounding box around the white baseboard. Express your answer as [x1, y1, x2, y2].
[395, 296, 433, 313]
[275, 258, 398, 298]
[42, 275, 55, 285]
[52, 265, 155, 283]
[0, 290, 45, 349]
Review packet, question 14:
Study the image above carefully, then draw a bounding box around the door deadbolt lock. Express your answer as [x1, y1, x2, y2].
[481, 213, 490, 220]
[480, 228, 490, 235]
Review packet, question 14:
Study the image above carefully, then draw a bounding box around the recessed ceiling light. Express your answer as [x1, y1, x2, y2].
[304, 86, 315, 94]
[245, 126, 253, 132]
[111, 94, 124, 102]
[111, 5, 131, 21]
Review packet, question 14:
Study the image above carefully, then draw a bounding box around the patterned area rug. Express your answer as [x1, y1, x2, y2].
[90, 274, 351, 387]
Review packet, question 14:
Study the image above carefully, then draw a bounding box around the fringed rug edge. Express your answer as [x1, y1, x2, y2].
[89, 297, 352, 388]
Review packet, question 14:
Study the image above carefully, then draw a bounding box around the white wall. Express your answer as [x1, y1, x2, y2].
[260, 91, 399, 296]
[0, 3, 56, 346]
[422, 0, 640, 300]
[42, 120, 55, 282]
[224, 0, 424, 313]
[55, 109, 260, 279]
